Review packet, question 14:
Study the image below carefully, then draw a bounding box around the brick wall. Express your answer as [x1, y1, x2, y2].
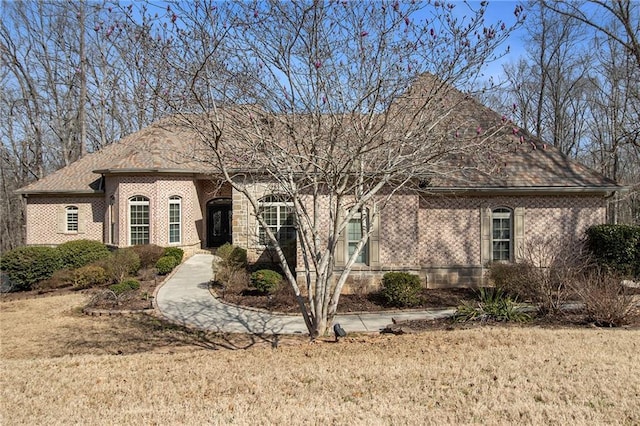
[25, 195, 105, 245]
[106, 175, 201, 248]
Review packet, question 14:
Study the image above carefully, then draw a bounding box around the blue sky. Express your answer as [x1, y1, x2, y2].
[472, 0, 527, 82]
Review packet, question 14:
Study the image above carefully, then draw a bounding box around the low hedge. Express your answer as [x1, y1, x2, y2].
[57, 239, 111, 269]
[0, 246, 62, 291]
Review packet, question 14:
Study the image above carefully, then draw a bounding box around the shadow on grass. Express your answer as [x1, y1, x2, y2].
[60, 311, 289, 357]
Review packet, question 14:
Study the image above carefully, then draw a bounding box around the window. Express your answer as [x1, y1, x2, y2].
[129, 196, 150, 245]
[65, 206, 78, 232]
[109, 196, 115, 244]
[168, 196, 181, 244]
[258, 195, 295, 245]
[492, 208, 512, 261]
[347, 209, 369, 264]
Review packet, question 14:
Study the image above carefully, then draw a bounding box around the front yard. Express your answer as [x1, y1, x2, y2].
[1, 293, 639, 424]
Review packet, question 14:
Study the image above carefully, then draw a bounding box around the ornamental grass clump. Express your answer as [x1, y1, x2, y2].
[454, 287, 531, 323]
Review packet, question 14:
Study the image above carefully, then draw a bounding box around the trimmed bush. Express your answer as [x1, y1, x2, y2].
[156, 255, 178, 275]
[109, 278, 140, 295]
[250, 269, 282, 294]
[586, 224, 640, 277]
[215, 243, 234, 263]
[57, 239, 111, 269]
[163, 247, 184, 264]
[72, 265, 107, 290]
[0, 246, 62, 291]
[380, 272, 422, 307]
[130, 244, 164, 268]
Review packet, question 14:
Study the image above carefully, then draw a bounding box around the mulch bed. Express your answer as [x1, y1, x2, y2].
[214, 280, 477, 314]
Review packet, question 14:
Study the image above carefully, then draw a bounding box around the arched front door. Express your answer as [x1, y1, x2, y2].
[206, 198, 232, 247]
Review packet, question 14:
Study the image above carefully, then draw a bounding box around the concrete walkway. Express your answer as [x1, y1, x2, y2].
[155, 254, 456, 335]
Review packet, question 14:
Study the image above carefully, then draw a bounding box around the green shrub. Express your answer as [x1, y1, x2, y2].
[130, 244, 164, 268]
[57, 239, 111, 269]
[163, 247, 184, 264]
[215, 243, 234, 262]
[96, 249, 141, 283]
[586, 224, 640, 277]
[216, 243, 247, 268]
[156, 255, 178, 275]
[250, 269, 283, 294]
[0, 246, 62, 291]
[72, 265, 107, 290]
[454, 287, 530, 323]
[109, 278, 140, 295]
[380, 272, 422, 307]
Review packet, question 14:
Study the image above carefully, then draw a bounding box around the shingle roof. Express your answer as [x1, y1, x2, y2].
[17, 77, 621, 195]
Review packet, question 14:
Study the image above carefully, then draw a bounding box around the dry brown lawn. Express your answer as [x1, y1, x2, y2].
[1, 294, 639, 425]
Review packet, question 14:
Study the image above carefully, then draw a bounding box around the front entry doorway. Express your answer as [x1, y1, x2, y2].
[206, 198, 232, 247]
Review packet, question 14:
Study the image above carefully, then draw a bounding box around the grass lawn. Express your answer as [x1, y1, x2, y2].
[1, 294, 639, 425]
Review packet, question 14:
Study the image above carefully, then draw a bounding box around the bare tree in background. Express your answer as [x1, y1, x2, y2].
[487, 0, 639, 224]
[121, 0, 523, 336]
[0, 0, 178, 250]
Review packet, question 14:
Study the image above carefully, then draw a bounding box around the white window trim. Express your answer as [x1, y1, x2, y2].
[65, 206, 79, 233]
[129, 196, 150, 246]
[168, 196, 182, 245]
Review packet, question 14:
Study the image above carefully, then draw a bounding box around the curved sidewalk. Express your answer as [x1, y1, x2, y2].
[155, 254, 455, 335]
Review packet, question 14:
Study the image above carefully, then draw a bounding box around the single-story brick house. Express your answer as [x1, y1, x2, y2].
[17, 81, 622, 288]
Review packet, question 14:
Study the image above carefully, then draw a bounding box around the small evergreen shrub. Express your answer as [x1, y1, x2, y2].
[72, 265, 107, 290]
[250, 269, 282, 294]
[586, 224, 640, 277]
[57, 239, 111, 269]
[109, 278, 140, 295]
[130, 244, 164, 268]
[156, 255, 178, 275]
[380, 272, 422, 307]
[0, 246, 62, 291]
[163, 247, 184, 264]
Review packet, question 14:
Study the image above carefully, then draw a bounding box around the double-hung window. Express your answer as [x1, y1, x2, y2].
[65, 206, 78, 232]
[168, 196, 181, 244]
[129, 196, 150, 245]
[492, 208, 512, 261]
[347, 209, 369, 264]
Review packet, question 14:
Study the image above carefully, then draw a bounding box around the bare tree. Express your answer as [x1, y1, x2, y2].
[541, 0, 640, 71]
[123, 0, 523, 336]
